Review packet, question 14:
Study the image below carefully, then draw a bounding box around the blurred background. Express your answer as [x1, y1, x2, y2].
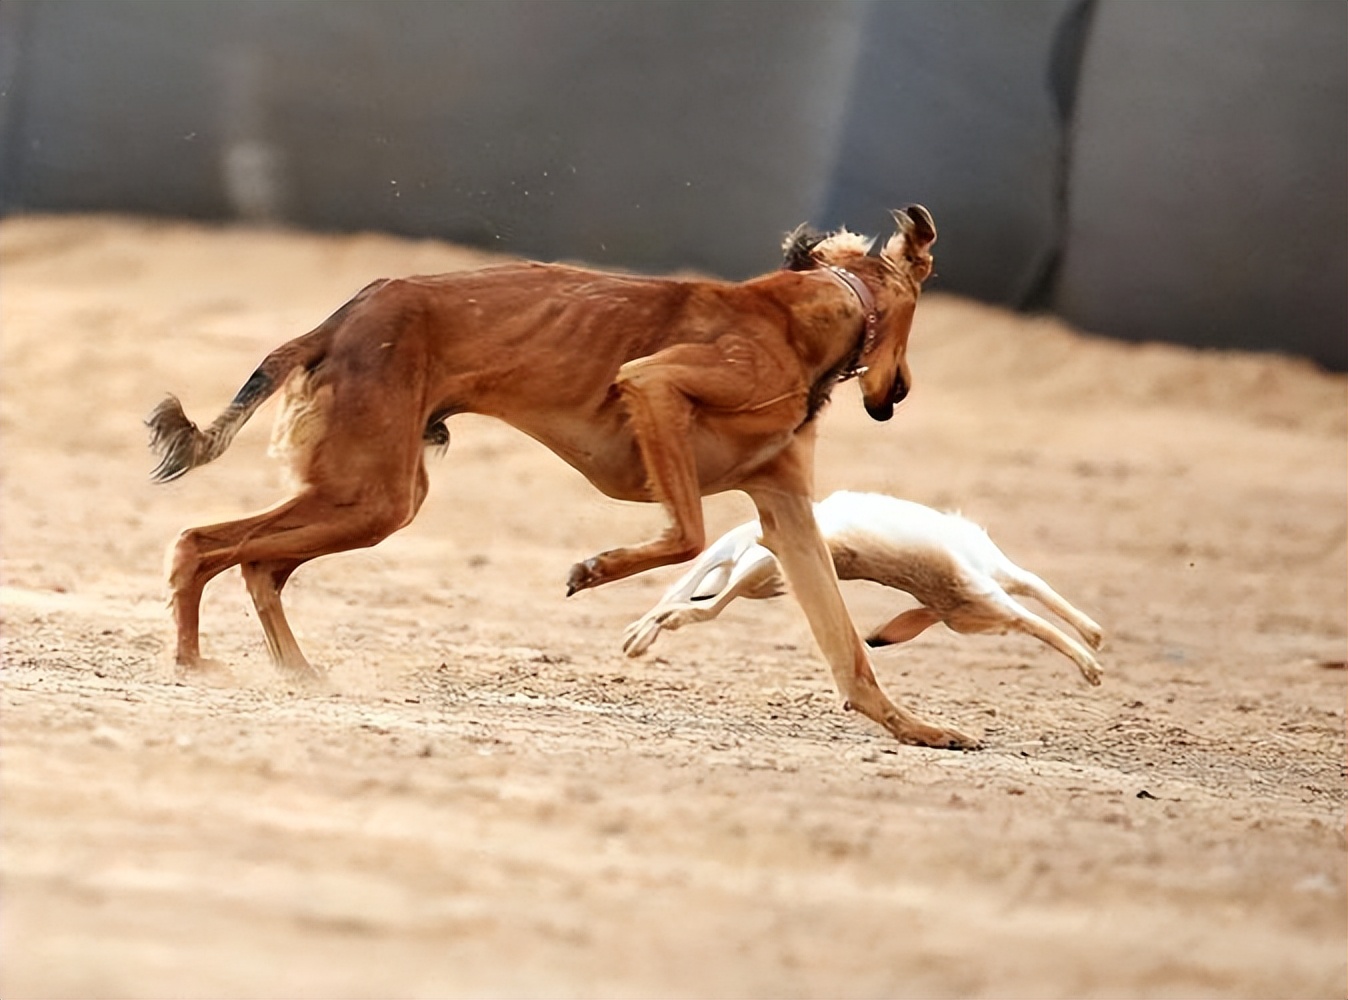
[0, 0, 1343, 368]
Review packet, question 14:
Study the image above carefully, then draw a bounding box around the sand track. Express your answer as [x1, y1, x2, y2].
[2, 215, 1344, 998]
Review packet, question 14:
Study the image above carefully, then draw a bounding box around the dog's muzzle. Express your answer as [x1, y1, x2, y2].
[865, 373, 908, 422]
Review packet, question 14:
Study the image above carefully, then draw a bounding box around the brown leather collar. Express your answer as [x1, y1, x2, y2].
[823, 265, 879, 376]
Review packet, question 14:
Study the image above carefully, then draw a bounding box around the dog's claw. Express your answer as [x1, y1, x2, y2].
[566, 558, 602, 597]
[932, 730, 982, 751]
[918, 728, 980, 751]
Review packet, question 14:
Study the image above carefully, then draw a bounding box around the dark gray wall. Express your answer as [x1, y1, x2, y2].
[1, 2, 232, 218]
[822, 0, 1082, 306]
[1054, 1, 1347, 368]
[1, 1, 1343, 368]
[0, 0, 866, 278]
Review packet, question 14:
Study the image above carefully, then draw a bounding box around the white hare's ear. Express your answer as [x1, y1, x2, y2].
[882, 204, 937, 262]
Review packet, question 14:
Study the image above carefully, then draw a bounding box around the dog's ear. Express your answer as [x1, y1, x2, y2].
[888, 206, 937, 249]
[781, 223, 826, 271]
[899, 204, 937, 249]
[882, 205, 937, 267]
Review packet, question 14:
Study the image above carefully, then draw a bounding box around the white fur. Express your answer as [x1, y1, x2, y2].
[623, 491, 1105, 685]
[812, 229, 875, 259]
[267, 368, 331, 490]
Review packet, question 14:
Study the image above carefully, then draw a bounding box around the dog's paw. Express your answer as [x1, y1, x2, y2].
[878, 711, 981, 751]
[911, 725, 982, 751]
[566, 558, 604, 597]
[278, 660, 332, 693]
[173, 656, 236, 686]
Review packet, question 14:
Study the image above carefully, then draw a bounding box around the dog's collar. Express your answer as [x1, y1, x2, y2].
[823, 265, 879, 378]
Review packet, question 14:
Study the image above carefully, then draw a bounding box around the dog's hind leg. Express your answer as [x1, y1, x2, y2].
[167, 498, 311, 676]
[169, 458, 429, 680]
[745, 438, 979, 750]
[240, 558, 318, 683]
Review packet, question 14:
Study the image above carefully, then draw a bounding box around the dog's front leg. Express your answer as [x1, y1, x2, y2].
[566, 333, 799, 596]
[567, 348, 713, 595]
[746, 440, 979, 750]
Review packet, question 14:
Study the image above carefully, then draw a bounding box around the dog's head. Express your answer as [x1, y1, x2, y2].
[782, 205, 937, 421]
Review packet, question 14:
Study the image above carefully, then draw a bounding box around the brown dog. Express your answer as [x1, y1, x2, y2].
[147, 205, 975, 748]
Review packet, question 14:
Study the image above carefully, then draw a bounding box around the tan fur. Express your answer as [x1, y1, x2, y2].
[147, 206, 973, 749]
[624, 491, 1104, 688]
[814, 229, 876, 258]
[267, 369, 332, 490]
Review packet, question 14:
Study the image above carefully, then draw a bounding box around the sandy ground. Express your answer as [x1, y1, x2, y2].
[1, 214, 1344, 999]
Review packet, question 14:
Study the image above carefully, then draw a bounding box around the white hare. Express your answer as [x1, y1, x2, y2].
[624, 491, 1104, 685]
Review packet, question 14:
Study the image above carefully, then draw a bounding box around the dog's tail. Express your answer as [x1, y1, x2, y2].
[147, 279, 391, 483]
[146, 329, 327, 483]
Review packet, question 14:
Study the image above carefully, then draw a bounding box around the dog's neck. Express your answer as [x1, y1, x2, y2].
[822, 265, 878, 379]
[797, 265, 879, 426]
